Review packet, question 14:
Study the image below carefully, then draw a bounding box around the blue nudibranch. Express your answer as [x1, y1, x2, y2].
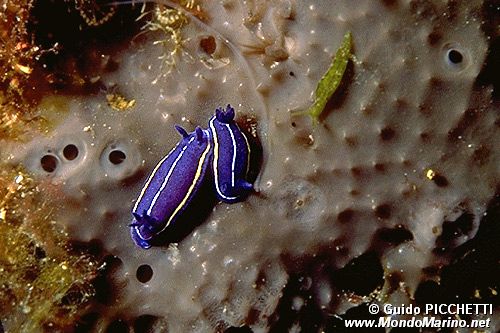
[131, 105, 253, 249]
[131, 126, 212, 249]
[209, 105, 253, 203]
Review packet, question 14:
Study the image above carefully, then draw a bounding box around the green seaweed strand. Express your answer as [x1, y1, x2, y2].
[293, 31, 352, 125]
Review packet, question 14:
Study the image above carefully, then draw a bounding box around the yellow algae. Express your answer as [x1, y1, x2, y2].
[106, 93, 137, 111]
[0, 165, 99, 332]
[73, 0, 117, 27]
[138, 3, 192, 81]
[14, 63, 33, 75]
[0, 0, 51, 141]
[35, 95, 71, 134]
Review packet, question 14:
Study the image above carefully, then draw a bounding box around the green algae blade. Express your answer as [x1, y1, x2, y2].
[293, 31, 352, 125]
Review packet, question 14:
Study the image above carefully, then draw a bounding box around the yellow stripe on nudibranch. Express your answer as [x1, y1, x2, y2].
[163, 139, 212, 230]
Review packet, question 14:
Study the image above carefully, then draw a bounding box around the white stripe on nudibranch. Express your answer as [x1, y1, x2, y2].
[132, 143, 179, 214]
[134, 225, 150, 240]
[133, 143, 179, 213]
[146, 137, 195, 215]
[210, 117, 238, 201]
[242, 126, 251, 174]
[226, 123, 237, 187]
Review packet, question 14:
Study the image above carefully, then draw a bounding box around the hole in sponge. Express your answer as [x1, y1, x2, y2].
[447, 49, 463, 64]
[105, 319, 129, 333]
[133, 315, 158, 333]
[63, 144, 79, 160]
[41, 155, 58, 172]
[136, 264, 153, 283]
[109, 150, 126, 164]
[443, 43, 467, 71]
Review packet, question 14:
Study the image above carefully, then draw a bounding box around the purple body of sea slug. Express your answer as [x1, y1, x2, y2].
[130, 105, 253, 249]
